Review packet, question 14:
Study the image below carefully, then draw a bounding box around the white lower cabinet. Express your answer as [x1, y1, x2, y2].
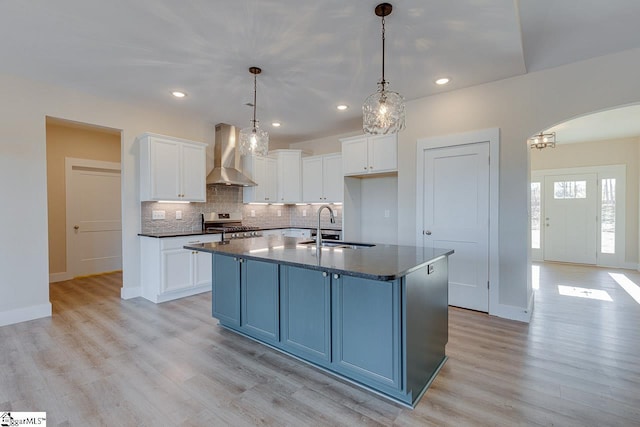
[141, 234, 222, 303]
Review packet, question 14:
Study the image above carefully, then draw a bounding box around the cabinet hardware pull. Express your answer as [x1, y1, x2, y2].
[364, 166, 367, 170]
[322, 272, 328, 277]
[369, 166, 373, 169]
[333, 274, 339, 279]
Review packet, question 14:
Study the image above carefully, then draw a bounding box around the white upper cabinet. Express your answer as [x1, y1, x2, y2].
[242, 154, 277, 203]
[302, 153, 343, 203]
[272, 150, 302, 203]
[139, 133, 207, 202]
[340, 134, 397, 176]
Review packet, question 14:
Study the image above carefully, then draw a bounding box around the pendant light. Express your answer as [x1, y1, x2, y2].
[239, 66, 269, 156]
[363, 3, 405, 135]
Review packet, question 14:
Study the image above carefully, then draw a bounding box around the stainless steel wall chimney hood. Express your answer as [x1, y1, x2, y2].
[206, 123, 257, 187]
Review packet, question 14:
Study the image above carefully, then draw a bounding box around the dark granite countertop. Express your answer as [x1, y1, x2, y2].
[258, 226, 343, 232]
[184, 236, 453, 281]
[139, 226, 342, 238]
[138, 231, 223, 238]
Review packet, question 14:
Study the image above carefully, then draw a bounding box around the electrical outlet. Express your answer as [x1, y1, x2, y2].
[277, 210, 281, 217]
[384, 209, 390, 218]
[251, 210, 256, 217]
[176, 210, 182, 220]
[302, 210, 307, 217]
[152, 210, 165, 220]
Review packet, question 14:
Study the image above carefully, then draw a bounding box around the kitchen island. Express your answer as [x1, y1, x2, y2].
[185, 236, 453, 408]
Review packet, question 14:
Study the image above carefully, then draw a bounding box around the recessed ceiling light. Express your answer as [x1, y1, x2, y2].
[435, 78, 450, 85]
[272, 122, 281, 127]
[337, 104, 348, 111]
[171, 91, 187, 98]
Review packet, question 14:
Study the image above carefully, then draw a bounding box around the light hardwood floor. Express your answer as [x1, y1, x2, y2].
[1, 263, 639, 426]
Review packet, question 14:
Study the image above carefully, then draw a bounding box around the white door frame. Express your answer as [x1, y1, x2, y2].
[532, 165, 627, 268]
[416, 128, 500, 316]
[65, 157, 121, 279]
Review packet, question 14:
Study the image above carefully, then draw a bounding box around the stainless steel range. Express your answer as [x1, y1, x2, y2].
[203, 212, 262, 240]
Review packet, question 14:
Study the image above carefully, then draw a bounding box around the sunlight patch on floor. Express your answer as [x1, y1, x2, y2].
[557, 285, 613, 301]
[609, 273, 640, 305]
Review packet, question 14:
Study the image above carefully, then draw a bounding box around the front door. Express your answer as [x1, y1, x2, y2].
[543, 173, 597, 264]
[67, 159, 122, 277]
[422, 142, 490, 312]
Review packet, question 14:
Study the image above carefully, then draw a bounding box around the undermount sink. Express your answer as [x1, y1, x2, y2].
[299, 240, 376, 249]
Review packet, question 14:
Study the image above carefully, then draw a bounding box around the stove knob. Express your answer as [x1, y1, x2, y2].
[231, 233, 238, 238]
[244, 232, 250, 237]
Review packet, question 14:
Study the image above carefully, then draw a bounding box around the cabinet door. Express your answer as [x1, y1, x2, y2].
[368, 134, 397, 173]
[322, 154, 343, 202]
[150, 138, 181, 200]
[281, 266, 331, 364]
[241, 259, 279, 343]
[161, 248, 192, 292]
[212, 254, 241, 326]
[253, 156, 267, 201]
[276, 151, 302, 203]
[264, 157, 278, 202]
[341, 138, 368, 175]
[181, 143, 206, 201]
[192, 251, 212, 287]
[302, 157, 323, 202]
[332, 275, 401, 390]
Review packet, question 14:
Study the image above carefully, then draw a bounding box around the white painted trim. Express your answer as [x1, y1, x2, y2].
[121, 286, 142, 300]
[416, 128, 501, 317]
[0, 303, 52, 327]
[49, 272, 73, 283]
[65, 157, 122, 278]
[491, 300, 534, 323]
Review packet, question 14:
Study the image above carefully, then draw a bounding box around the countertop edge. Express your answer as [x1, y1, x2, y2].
[184, 243, 453, 282]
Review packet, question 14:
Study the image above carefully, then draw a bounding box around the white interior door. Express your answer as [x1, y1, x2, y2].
[67, 159, 122, 277]
[422, 143, 490, 311]
[544, 173, 597, 264]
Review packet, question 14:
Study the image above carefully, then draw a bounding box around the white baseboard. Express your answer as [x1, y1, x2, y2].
[0, 302, 52, 327]
[121, 286, 142, 300]
[49, 272, 73, 283]
[490, 300, 533, 323]
[620, 261, 640, 271]
[147, 284, 211, 304]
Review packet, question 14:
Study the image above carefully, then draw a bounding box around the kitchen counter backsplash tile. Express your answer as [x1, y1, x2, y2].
[141, 185, 341, 234]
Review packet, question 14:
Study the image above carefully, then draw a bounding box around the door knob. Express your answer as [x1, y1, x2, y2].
[424, 230, 432, 235]
[74, 225, 79, 230]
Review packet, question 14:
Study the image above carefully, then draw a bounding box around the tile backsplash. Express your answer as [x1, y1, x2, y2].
[141, 186, 342, 234]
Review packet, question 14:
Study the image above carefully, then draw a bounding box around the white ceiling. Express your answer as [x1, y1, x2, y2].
[1, 0, 640, 143]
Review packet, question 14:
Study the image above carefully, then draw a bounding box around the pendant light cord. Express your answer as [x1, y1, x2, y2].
[381, 14, 386, 88]
[252, 73, 257, 131]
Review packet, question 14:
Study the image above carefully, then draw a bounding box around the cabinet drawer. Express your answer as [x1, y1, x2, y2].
[160, 234, 221, 250]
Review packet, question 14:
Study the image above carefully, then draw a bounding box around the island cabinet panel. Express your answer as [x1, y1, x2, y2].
[280, 266, 331, 365]
[212, 254, 241, 326]
[332, 275, 402, 391]
[241, 259, 280, 343]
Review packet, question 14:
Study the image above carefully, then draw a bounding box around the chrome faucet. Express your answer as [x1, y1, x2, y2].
[316, 204, 336, 251]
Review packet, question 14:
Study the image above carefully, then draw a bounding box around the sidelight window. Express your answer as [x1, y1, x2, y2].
[531, 182, 541, 249]
[601, 178, 616, 254]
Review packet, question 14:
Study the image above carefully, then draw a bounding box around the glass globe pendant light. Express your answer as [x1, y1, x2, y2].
[363, 3, 405, 135]
[239, 66, 269, 156]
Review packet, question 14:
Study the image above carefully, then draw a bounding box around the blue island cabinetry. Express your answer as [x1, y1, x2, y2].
[209, 250, 448, 407]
